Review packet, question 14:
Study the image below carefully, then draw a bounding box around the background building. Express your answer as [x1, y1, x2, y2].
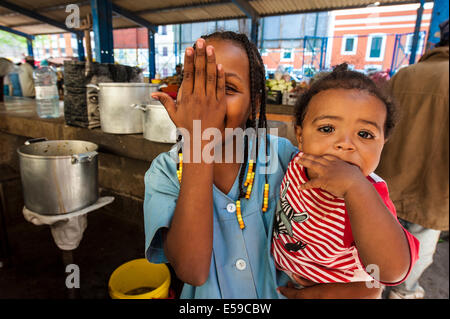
[328, 2, 434, 73]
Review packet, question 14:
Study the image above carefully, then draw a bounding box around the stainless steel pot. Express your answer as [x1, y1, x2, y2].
[133, 99, 177, 143]
[17, 138, 99, 215]
[88, 83, 154, 134]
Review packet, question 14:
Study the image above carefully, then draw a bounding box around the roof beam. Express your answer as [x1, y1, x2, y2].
[231, 0, 258, 21]
[0, 24, 34, 39]
[0, 0, 82, 35]
[111, 3, 157, 33]
[134, 0, 233, 16]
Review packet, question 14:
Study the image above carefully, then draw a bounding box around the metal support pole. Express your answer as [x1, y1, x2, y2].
[259, 18, 265, 50]
[409, 0, 425, 65]
[390, 34, 400, 76]
[251, 18, 259, 45]
[26, 38, 33, 57]
[90, 0, 114, 63]
[77, 33, 85, 62]
[179, 24, 182, 65]
[148, 29, 156, 79]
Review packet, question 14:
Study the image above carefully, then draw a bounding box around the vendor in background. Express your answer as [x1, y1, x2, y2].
[174, 63, 183, 83]
[0, 57, 13, 102]
[376, 19, 449, 299]
[18, 56, 35, 98]
[3, 63, 23, 97]
[56, 68, 64, 100]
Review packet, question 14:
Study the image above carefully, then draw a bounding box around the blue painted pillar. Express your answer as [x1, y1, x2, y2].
[90, 0, 114, 63]
[427, 0, 450, 47]
[26, 38, 33, 57]
[77, 33, 85, 61]
[409, 0, 425, 64]
[251, 18, 259, 45]
[148, 29, 156, 79]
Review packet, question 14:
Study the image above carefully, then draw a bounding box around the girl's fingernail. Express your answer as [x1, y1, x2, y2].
[206, 46, 213, 56]
[197, 40, 203, 49]
[151, 94, 159, 100]
[217, 64, 222, 71]
[299, 152, 304, 157]
[186, 48, 192, 56]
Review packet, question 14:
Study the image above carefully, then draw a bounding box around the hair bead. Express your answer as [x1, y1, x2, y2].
[262, 183, 269, 212]
[236, 200, 245, 229]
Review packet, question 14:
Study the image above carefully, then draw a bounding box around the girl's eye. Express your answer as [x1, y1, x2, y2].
[225, 85, 237, 93]
[358, 131, 374, 139]
[318, 125, 334, 133]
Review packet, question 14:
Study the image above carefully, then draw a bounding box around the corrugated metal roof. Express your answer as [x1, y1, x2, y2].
[0, 0, 419, 35]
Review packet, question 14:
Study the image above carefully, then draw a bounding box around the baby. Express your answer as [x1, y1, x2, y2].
[272, 64, 419, 287]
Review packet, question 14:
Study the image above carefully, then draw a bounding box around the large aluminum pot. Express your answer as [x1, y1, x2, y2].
[17, 138, 99, 215]
[133, 99, 177, 143]
[88, 83, 154, 134]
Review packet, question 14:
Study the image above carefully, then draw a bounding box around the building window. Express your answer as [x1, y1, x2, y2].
[160, 25, 167, 35]
[162, 47, 168, 56]
[341, 35, 357, 55]
[366, 34, 386, 62]
[281, 49, 293, 61]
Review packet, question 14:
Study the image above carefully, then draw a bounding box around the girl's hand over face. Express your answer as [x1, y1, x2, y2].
[152, 38, 227, 136]
[294, 153, 367, 198]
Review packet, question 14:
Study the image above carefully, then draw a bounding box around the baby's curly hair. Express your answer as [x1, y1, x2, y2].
[294, 63, 398, 139]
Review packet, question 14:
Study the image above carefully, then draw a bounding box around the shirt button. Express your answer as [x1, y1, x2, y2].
[235, 259, 247, 271]
[226, 203, 236, 213]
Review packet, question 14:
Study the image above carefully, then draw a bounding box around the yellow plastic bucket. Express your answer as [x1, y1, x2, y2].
[108, 259, 171, 299]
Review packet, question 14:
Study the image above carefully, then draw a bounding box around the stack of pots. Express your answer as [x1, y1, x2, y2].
[89, 83, 176, 143]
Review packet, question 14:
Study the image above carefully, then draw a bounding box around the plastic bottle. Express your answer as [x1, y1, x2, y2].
[33, 65, 60, 118]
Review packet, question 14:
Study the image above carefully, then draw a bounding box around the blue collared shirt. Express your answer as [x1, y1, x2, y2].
[144, 135, 298, 298]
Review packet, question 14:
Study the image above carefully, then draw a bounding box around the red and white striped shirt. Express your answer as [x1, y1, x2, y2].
[271, 153, 419, 284]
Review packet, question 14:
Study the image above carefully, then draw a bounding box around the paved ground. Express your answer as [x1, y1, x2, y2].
[0, 207, 448, 299]
[382, 232, 449, 299]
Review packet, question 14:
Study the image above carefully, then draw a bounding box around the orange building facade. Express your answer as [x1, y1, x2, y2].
[261, 3, 434, 76]
[328, 2, 433, 72]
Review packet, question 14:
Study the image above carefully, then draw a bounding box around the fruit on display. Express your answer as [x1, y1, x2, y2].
[266, 79, 293, 93]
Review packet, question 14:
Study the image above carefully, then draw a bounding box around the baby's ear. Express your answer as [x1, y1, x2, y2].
[294, 125, 303, 148]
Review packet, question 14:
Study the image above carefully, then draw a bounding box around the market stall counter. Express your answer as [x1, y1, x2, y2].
[0, 97, 289, 228]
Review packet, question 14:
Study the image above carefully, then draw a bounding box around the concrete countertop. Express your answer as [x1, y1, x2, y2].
[0, 97, 288, 163]
[266, 103, 295, 116]
[0, 97, 172, 163]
